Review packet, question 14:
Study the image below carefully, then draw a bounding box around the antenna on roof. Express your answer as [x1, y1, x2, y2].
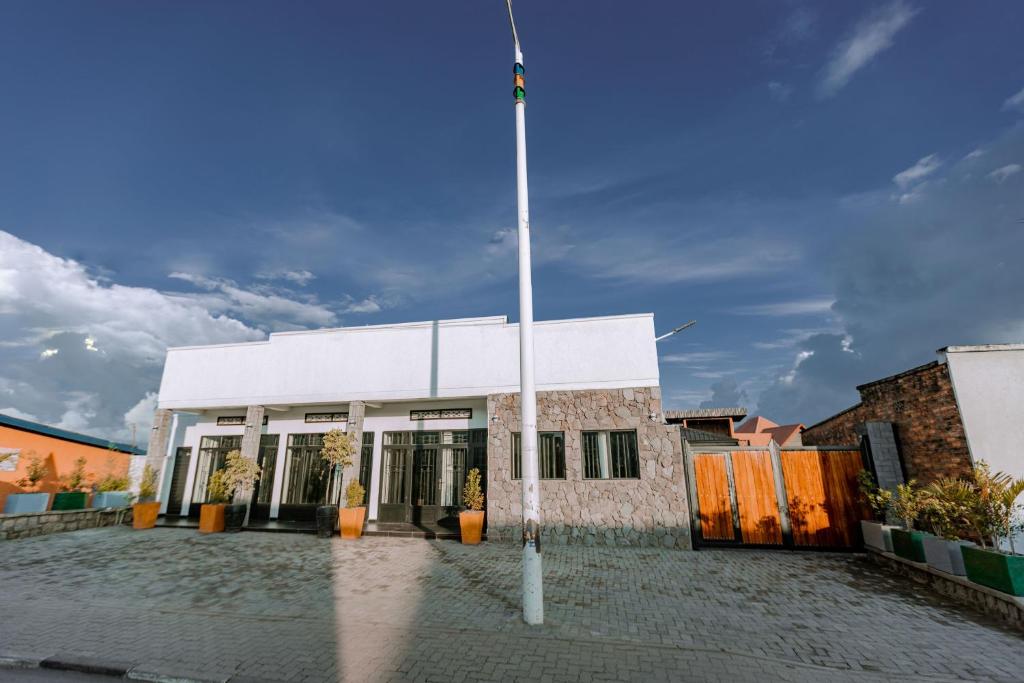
[655, 320, 696, 342]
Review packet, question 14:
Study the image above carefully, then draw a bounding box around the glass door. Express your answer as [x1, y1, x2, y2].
[189, 435, 242, 517]
[249, 435, 279, 522]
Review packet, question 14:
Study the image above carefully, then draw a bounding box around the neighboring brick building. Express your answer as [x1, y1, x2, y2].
[802, 361, 972, 483]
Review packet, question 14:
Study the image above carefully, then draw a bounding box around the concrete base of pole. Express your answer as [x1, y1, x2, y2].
[522, 541, 544, 624]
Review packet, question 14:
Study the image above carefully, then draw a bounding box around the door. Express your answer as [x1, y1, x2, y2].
[377, 430, 484, 526]
[249, 435, 279, 522]
[165, 447, 191, 516]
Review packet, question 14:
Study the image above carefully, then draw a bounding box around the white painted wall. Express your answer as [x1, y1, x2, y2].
[157, 314, 659, 410]
[943, 345, 1024, 550]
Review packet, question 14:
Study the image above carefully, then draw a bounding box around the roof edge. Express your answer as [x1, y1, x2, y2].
[0, 413, 144, 455]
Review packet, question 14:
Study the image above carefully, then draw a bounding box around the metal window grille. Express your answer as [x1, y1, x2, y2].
[582, 430, 640, 479]
[511, 432, 566, 480]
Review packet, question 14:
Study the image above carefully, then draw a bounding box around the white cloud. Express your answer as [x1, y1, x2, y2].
[123, 392, 158, 444]
[39, 348, 59, 359]
[893, 154, 942, 189]
[988, 163, 1021, 184]
[733, 298, 835, 316]
[168, 272, 338, 328]
[818, 1, 918, 98]
[256, 269, 316, 286]
[0, 407, 40, 422]
[660, 351, 733, 365]
[963, 148, 985, 162]
[1003, 86, 1024, 113]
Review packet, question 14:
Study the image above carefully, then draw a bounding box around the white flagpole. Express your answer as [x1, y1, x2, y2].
[505, 0, 543, 626]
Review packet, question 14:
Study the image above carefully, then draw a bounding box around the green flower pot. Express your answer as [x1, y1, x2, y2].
[51, 491, 88, 511]
[961, 545, 1024, 596]
[890, 528, 928, 562]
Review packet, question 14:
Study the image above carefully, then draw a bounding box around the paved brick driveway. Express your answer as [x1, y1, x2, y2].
[0, 528, 1021, 682]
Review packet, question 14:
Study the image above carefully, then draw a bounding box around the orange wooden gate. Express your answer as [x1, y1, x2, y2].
[686, 445, 864, 550]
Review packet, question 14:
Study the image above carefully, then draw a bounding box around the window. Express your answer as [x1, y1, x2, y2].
[511, 432, 566, 480]
[216, 415, 268, 426]
[192, 435, 242, 503]
[255, 435, 279, 504]
[583, 430, 640, 479]
[282, 433, 341, 506]
[409, 408, 472, 420]
[357, 432, 374, 506]
[305, 412, 348, 424]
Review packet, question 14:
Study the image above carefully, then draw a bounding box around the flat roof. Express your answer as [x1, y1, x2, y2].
[665, 407, 747, 420]
[0, 413, 144, 455]
[939, 343, 1024, 354]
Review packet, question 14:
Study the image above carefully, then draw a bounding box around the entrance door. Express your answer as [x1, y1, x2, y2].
[249, 435, 279, 522]
[378, 430, 485, 526]
[165, 447, 191, 516]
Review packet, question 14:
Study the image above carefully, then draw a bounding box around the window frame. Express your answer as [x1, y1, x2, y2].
[511, 431, 567, 480]
[582, 429, 641, 480]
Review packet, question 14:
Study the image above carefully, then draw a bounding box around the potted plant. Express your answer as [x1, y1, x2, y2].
[132, 464, 161, 529]
[52, 457, 90, 511]
[960, 462, 1024, 596]
[198, 469, 230, 533]
[221, 449, 261, 533]
[316, 429, 354, 539]
[92, 471, 132, 508]
[920, 478, 975, 576]
[339, 480, 367, 539]
[857, 470, 895, 552]
[4, 452, 51, 514]
[459, 467, 485, 545]
[889, 480, 930, 563]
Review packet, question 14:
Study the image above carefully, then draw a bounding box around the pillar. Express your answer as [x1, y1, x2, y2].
[144, 409, 173, 500]
[235, 405, 265, 525]
[343, 401, 366, 499]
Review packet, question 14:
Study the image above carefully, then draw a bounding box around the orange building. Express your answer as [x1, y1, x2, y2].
[0, 413, 143, 512]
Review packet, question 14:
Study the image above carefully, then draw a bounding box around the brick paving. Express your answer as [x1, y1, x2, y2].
[0, 528, 1022, 682]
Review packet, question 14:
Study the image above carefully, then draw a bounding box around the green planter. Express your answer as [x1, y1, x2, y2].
[961, 545, 1024, 596]
[890, 528, 928, 562]
[51, 491, 88, 511]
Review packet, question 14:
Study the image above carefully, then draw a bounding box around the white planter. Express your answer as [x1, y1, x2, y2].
[922, 536, 974, 576]
[3, 492, 50, 514]
[91, 491, 132, 508]
[861, 520, 896, 552]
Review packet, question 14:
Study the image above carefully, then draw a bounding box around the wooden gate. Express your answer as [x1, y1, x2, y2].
[684, 445, 865, 550]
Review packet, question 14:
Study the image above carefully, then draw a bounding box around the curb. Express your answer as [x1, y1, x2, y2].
[0, 652, 234, 682]
[41, 654, 135, 677]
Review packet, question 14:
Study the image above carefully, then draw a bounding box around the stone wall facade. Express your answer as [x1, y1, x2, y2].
[803, 362, 972, 483]
[486, 387, 691, 549]
[1, 507, 133, 541]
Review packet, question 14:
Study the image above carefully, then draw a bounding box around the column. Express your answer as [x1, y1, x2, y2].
[235, 405, 265, 525]
[144, 409, 173, 500]
[343, 401, 366, 495]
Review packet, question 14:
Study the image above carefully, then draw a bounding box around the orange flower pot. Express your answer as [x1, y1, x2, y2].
[132, 501, 161, 530]
[459, 510, 484, 545]
[199, 503, 226, 534]
[339, 506, 366, 539]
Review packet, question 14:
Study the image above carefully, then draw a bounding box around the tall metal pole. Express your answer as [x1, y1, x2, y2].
[506, 0, 543, 626]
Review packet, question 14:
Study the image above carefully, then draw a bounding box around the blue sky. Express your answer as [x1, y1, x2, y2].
[1, 1, 1022, 440]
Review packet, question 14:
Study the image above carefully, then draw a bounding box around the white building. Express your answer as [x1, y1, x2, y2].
[146, 314, 691, 547]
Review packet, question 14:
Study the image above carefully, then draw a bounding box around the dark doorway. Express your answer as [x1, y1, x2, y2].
[249, 435, 279, 522]
[378, 429, 486, 527]
[165, 447, 191, 516]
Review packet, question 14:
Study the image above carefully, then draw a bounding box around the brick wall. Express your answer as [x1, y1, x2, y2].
[803, 362, 972, 484]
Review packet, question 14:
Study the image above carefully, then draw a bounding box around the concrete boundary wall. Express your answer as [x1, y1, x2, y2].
[0, 507, 133, 541]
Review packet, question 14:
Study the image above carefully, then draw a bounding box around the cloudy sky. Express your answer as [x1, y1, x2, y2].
[1, 1, 1022, 441]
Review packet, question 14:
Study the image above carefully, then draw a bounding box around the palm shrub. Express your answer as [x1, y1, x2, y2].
[967, 461, 1024, 553]
[463, 467, 484, 512]
[921, 478, 975, 540]
[857, 470, 893, 521]
[890, 480, 927, 531]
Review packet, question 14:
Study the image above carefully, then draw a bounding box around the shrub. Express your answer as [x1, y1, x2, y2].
[320, 429, 354, 505]
[890, 480, 927, 531]
[17, 452, 48, 491]
[857, 470, 892, 521]
[345, 480, 365, 508]
[921, 478, 975, 540]
[463, 468, 484, 512]
[138, 464, 159, 501]
[96, 473, 131, 492]
[221, 450, 261, 501]
[60, 457, 89, 492]
[206, 470, 232, 504]
[967, 461, 1024, 553]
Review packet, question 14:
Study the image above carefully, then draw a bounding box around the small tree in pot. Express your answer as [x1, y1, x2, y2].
[199, 468, 231, 534]
[132, 464, 161, 529]
[459, 468, 485, 545]
[316, 429, 354, 538]
[920, 478, 976, 575]
[340, 480, 367, 539]
[960, 462, 1024, 595]
[857, 470, 894, 551]
[221, 450, 262, 533]
[889, 480, 930, 562]
[53, 457, 90, 510]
